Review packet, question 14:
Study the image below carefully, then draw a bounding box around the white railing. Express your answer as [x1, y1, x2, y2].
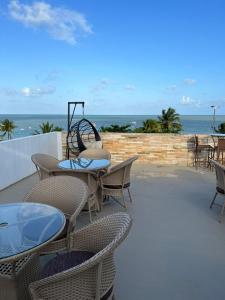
[0, 132, 62, 190]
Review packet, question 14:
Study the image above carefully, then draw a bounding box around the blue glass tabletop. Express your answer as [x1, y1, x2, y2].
[0, 203, 65, 262]
[58, 158, 110, 171]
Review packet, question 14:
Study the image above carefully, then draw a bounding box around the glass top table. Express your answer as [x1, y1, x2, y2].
[58, 157, 110, 171]
[0, 202, 65, 263]
[211, 134, 225, 137]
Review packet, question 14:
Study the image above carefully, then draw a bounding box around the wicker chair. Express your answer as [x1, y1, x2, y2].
[209, 160, 225, 222]
[100, 156, 138, 208]
[215, 138, 225, 164]
[24, 176, 89, 251]
[31, 153, 61, 180]
[193, 135, 214, 168]
[29, 212, 132, 300]
[0, 255, 40, 300]
[79, 149, 111, 161]
[52, 169, 100, 220]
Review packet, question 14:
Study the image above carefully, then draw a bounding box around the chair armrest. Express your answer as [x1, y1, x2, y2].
[52, 168, 97, 177]
[29, 262, 101, 299]
[39, 237, 68, 255]
[101, 165, 121, 178]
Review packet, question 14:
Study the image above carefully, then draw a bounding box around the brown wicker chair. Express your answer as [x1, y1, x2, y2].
[52, 169, 100, 221]
[193, 135, 214, 168]
[215, 138, 225, 164]
[29, 212, 132, 300]
[24, 176, 89, 251]
[210, 160, 225, 222]
[0, 255, 40, 300]
[79, 149, 111, 161]
[31, 153, 61, 180]
[100, 155, 138, 208]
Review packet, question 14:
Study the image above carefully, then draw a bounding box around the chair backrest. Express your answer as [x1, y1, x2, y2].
[194, 135, 199, 149]
[210, 160, 225, 191]
[52, 169, 98, 195]
[72, 212, 132, 252]
[31, 153, 59, 180]
[218, 138, 225, 151]
[79, 148, 111, 160]
[29, 213, 132, 300]
[101, 155, 138, 186]
[24, 176, 89, 233]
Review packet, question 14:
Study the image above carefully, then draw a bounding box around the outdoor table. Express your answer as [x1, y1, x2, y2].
[58, 157, 110, 171]
[211, 133, 225, 138]
[0, 202, 65, 299]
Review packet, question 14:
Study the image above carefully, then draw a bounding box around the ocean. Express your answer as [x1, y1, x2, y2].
[0, 114, 224, 139]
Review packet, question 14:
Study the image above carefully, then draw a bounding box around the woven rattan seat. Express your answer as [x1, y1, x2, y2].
[24, 176, 89, 253]
[52, 168, 101, 221]
[41, 251, 95, 279]
[29, 212, 132, 300]
[100, 156, 138, 208]
[79, 148, 111, 160]
[31, 153, 61, 180]
[210, 160, 225, 222]
[0, 255, 40, 300]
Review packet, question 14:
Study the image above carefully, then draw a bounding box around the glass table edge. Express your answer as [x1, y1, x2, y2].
[0, 203, 66, 263]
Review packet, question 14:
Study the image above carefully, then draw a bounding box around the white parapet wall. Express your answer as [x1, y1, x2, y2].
[0, 132, 62, 190]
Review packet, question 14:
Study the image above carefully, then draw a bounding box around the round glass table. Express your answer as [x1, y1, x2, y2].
[58, 157, 110, 171]
[0, 202, 65, 263]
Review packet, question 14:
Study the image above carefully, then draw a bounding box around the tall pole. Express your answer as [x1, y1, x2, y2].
[210, 105, 216, 132]
[66, 101, 85, 159]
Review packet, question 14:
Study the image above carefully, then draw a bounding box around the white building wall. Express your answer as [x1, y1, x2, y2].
[0, 132, 62, 190]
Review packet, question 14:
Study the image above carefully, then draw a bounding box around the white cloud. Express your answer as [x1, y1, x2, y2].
[165, 85, 176, 92]
[8, 1, 92, 44]
[91, 78, 110, 93]
[180, 96, 200, 107]
[184, 78, 197, 85]
[21, 86, 55, 97]
[124, 84, 135, 91]
[181, 96, 190, 104]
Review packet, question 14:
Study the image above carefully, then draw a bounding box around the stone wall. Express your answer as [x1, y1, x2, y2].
[62, 132, 211, 166]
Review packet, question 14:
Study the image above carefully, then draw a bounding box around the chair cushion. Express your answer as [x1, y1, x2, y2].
[103, 182, 130, 189]
[41, 251, 114, 299]
[41, 251, 95, 279]
[217, 186, 225, 194]
[101, 286, 113, 300]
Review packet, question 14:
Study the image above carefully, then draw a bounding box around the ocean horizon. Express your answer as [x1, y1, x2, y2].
[0, 114, 224, 139]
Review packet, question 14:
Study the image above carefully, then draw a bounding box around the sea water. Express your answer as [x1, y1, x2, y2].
[0, 114, 224, 139]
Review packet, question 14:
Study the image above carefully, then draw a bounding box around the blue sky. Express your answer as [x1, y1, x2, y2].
[1, 0, 225, 115]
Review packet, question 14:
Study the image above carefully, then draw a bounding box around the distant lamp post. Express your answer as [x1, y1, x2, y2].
[210, 105, 217, 132]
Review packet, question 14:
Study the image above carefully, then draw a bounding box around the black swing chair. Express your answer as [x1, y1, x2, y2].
[66, 102, 101, 158]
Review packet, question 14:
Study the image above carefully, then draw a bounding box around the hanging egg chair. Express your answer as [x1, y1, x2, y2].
[67, 118, 102, 155]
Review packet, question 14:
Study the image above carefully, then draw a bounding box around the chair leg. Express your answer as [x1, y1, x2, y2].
[127, 188, 133, 203]
[121, 190, 127, 209]
[210, 192, 218, 208]
[88, 199, 92, 223]
[219, 199, 225, 223]
[194, 152, 198, 169]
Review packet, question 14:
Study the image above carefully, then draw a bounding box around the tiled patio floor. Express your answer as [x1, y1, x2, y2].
[1, 164, 225, 300]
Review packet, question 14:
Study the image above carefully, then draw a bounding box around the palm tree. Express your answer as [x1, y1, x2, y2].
[0, 119, 16, 139]
[100, 124, 132, 133]
[215, 122, 225, 134]
[158, 107, 182, 133]
[34, 121, 63, 134]
[142, 119, 161, 133]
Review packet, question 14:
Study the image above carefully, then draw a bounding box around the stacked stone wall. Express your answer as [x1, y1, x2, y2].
[62, 132, 211, 166]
